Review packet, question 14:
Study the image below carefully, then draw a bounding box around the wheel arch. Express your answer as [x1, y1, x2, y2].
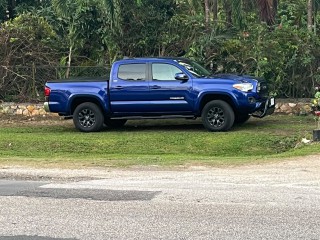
[69, 95, 108, 115]
[197, 93, 238, 115]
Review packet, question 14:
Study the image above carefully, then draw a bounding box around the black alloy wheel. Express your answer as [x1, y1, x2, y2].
[73, 102, 104, 132]
[201, 100, 235, 131]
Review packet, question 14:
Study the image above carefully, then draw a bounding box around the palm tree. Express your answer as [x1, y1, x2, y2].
[51, 0, 131, 76]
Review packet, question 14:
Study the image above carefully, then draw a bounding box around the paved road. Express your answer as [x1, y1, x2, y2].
[0, 156, 320, 240]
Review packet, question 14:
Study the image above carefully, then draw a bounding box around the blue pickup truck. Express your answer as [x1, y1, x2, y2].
[44, 57, 275, 132]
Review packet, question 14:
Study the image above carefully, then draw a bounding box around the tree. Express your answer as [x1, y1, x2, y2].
[205, 0, 209, 29]
[308, 0, 313, 31]
[257, 0, 278, 26]
[0, 13, 58, 100]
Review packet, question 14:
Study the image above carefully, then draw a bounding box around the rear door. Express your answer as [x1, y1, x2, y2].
[149, 62, 194, 114]
[109, 63, 150, 114]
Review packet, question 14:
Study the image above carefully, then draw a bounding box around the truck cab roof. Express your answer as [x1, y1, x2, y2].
[116, 57, 191, 64]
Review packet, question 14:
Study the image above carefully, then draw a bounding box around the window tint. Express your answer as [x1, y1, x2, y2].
[118, 64, 146, 80]
[177, 60, 211, 78]
[152, 63, 182, 81]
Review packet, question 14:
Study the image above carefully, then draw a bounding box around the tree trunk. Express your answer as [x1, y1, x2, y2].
[223, 0, 232, 28]
[307, 0, 313, 32]
[257, 0, 277, 26]
[66, 45, 73, 79]
[212, 0, 218, 24]
[204, 0, 210, 30]
[7, 0, 16, 19]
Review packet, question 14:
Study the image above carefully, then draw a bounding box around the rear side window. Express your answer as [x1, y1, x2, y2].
[118, 64, 146, 80]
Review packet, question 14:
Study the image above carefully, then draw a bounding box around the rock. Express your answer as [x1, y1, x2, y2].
[3, 106, 11, 114]
[301, 138, 311, 144]
[31, 110, 40, 116]
[289, 103, 297, 108]
[303, 105, 312, 113]
[39, 109, 47, 115]
[23, 109, 30, 116]
[27, 105, 35, 113]
[16, 109, 23, 115]
[280, 104, 291, 112]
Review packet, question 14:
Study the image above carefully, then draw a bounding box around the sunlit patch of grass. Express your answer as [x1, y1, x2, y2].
[0, 115, 319, 168]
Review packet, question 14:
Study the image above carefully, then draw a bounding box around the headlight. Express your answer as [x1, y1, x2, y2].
[233, 83, 253, 92]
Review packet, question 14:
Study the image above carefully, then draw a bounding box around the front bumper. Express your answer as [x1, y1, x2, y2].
[251, 97, 275, 118]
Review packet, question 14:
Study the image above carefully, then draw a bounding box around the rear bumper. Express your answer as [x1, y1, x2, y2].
[43, 102, 50, 112]
[251, 97, 275, 118]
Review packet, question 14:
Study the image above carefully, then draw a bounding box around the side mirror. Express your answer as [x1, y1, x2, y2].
[175, 73, 189, 81]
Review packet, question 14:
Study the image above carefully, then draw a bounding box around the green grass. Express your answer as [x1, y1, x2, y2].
[0, 115, 319, 168]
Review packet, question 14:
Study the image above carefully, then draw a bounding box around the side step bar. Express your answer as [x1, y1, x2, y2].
[111, 115, 197, 120]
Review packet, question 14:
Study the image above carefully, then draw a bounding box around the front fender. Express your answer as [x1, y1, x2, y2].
[195, 90, 241, 114]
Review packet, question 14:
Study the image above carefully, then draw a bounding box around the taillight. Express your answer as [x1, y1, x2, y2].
[44, 86, 51, 97]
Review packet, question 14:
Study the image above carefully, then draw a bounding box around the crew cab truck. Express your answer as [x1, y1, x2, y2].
[44, 57, 275, 132]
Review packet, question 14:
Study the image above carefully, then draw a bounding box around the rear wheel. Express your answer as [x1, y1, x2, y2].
[73, 102, 104, 132]
[104, 118, 127, 128]
[201, 100, 235, 132]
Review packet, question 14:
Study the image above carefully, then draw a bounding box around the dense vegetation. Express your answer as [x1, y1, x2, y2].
[0, 0, 320, 101]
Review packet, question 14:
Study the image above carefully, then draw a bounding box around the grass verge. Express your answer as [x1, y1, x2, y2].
[0, 115, 319, 168]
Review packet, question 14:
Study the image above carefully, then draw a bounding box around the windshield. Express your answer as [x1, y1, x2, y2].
[176, 60, 211, 78]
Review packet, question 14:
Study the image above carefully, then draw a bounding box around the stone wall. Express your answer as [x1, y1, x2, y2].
[0, 102, 57, 117]
[0, 99, 315, 116]
[274, 99, 313, 115]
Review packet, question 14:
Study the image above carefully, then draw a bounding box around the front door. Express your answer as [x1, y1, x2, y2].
[149, 63, 194, 114]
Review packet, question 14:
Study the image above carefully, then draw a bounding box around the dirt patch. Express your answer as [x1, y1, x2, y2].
[0, 154, 319, 181]
[0, 114, 65, 127]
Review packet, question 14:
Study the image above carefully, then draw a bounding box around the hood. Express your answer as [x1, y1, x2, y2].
[210, 74, 262, 84]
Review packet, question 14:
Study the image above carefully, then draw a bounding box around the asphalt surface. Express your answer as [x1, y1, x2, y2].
[0, 156, 320, 240]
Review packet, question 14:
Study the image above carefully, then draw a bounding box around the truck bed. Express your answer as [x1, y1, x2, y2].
[47, 76, 109, 83]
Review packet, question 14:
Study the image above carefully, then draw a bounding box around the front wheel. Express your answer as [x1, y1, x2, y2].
[201, 100, 235, 132]
[73, 102, 104, 132]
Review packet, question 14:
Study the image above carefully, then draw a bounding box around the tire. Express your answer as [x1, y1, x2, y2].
[73, 102, 104, 132]
[104, 118, 127, 128]
[201, 100, 235, 132]
[234, 114, 250, 125]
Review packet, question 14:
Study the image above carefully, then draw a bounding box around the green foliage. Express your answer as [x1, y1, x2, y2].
[0, 13, 60, 101]
[206, 22, 320, 98]
[0, 13, 58, 65]
[1, 0, 320, 100]
[119, 0, 178, 57]
[0, 0, 7, 22]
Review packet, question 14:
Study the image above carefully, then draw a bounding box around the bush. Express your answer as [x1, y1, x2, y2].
[188, 22, 320, 98]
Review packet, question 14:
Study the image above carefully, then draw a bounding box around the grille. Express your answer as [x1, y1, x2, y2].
[257, 81, 269, 98]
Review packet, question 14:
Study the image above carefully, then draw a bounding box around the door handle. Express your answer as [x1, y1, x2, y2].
[151, 85, 161, 89]
[114, 86, 124, 90]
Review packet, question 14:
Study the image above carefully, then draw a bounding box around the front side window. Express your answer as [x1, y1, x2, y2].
[177, 60, 211, 78]
[152, 63, 183, 81]
[118, 64, 146, 80]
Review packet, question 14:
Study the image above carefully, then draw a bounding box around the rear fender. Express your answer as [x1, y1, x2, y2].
[68, 94, 110, 115]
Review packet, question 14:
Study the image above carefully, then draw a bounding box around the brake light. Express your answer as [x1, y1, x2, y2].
[44, 86, 51, 97]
